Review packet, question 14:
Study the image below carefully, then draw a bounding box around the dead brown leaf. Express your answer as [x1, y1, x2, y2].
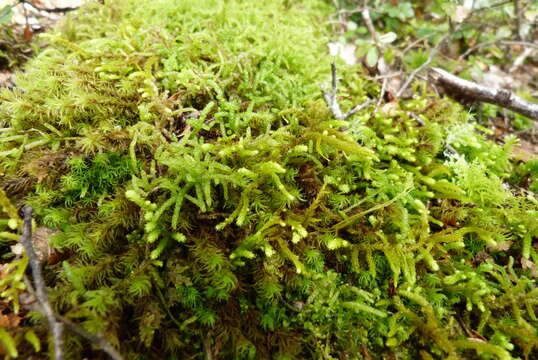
[486, 241, 513, 252]
[512, 139, 538, 162]
[0, 311, 22, 328]
[521, 257, 538, 278]
[23, 24, 34, 42]
[32, 227, 59, 264]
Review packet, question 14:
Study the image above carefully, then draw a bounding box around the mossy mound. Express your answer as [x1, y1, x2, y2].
[0, 0, 537, 359]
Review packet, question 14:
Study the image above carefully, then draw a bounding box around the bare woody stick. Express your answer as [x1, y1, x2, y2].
[20, 206, 124, 360]
[431, 67, 538, 121]
[23, 277, 125, 360]
[57, 316, 124, 360]
[361, 7, 380, 53]
[396, 33, 450, 98]
[20, 206, 64, 360]
[323, 63, 374, 120]
[18, 0, 79, 13]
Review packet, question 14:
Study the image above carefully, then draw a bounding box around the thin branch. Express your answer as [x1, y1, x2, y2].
[57, 316, 124, 360]
[514, 0, 522, 40]
[368, 72, 403, 81]
[396, 33, 450, 98]
[23, 279, 124, 360]
[361, 7, 380, 53]
[322, 63, 374, 121]
[331, 61, 337, 92]
[322, 66, 344, 120]
[407, 112, 426, 127]
[362, 5, 399, 103]
[458, 40, 496, 60]
[203, 335, 214, 360]
[397, 0, 501, 97]
[459, 40, 538, 60]
[501, 40, 538, 49]
[376, 77, 387, 111]
[446, 144, 459, 156]
[346, 98, 375, 119]
[20, 206, 64, 360]
[401, 33, 437, 56]
[509, 47, 535, 72]
[18, 0, 79, 13]
[329, 1, 363, 34]
[473, 0, 512, 13]
[336, 7, 363, 16]
[431, 67, 538, 120]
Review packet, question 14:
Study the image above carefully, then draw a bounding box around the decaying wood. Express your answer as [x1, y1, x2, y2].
[431, 67, 538, 121]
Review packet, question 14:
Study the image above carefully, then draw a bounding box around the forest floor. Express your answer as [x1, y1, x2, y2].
[2, 1, 536, 157]
[0, 0, 84, 87]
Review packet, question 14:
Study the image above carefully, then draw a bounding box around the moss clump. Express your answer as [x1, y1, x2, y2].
[0, 0, 537, 359]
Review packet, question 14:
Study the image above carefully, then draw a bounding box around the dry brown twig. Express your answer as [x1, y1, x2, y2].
[20, 205, 124, 360]
[20, 205, 64, 360]
[56, 316, 124, 360]
[401, 33, 437, 56]
[513, 0, 522, 40]
[396, 32, 451, 98]
[431, 67, 538, 121]
[376, 77, 387, 110]
[322, 63, 374, 121]
[361, 6, 404, 102]
[509, 47, 535, 73]
[361, 6, 380, 53]
[329, 1, 363, 34]
[459, 40, 538, 60]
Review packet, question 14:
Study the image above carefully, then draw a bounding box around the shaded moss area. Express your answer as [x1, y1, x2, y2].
[0, 0, 537, 359]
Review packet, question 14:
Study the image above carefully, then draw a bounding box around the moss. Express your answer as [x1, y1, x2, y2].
[0, 0, 537, 359]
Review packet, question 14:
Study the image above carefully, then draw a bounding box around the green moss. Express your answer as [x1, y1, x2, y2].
[61, 153, 132, 205]
[512, 159, 538, 194]
[0, 0, 537, 359]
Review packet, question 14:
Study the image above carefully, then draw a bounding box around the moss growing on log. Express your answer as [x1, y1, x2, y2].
[0, 0, 537, 359]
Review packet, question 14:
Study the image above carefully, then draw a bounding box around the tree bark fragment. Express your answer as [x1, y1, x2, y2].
[431, 67, 538, 121]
